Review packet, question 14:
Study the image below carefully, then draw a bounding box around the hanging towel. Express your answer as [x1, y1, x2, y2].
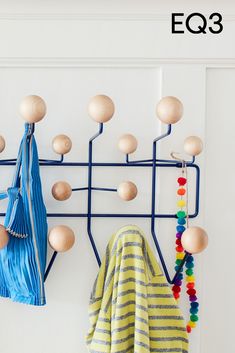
[86, 225, 188, 353]
[0, 123, 48, 306]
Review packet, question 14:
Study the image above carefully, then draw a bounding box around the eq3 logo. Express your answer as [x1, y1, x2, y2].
[172, 13, 223, 34]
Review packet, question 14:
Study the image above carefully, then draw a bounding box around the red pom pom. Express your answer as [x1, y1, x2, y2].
[176, 239, 181, 246]
[187, 288, 196, 296]
[186, 325, 192, 333]
[187, 282, 195, 289]
[176, 246, 184, 252]
[177, 177, 187, 186]
[174, 292, 180, 299]
[172, 285, 181, 293]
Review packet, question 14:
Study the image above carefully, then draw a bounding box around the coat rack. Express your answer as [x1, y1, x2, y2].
[0, 94, 207, 285]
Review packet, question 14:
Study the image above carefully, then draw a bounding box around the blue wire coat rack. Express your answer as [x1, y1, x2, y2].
[0, 120, 200, 285]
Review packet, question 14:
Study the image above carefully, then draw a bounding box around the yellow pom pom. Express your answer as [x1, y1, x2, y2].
[186, 275, 195, 282]
[189, 321, 196, 328]
[176, 253, 185, 260]
[177, 200, 186, 208]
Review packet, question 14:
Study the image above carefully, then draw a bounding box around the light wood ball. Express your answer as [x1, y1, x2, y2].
[0, 135, 5, 153]
[19, 95, 46, 123]
[48, 225, 75, 252]
[181, 226, 208, 254]
[118, 134, 138, 154]
[118, 181, 138, 201]
[88, 95, 115, 123]
[52, 135, 72, 155]
[184, 136, 203, 156]
[52, 181, 72, 201]
[156, 96, 183, 124]
[0, 224, 9, 249]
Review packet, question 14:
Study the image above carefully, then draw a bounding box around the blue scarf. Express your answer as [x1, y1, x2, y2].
[0, 124, 48, 305]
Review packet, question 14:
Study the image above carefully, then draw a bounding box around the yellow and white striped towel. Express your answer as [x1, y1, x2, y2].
[86, 225, 188, 353]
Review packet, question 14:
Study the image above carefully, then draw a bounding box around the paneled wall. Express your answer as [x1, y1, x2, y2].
[0, 6, 233, 353]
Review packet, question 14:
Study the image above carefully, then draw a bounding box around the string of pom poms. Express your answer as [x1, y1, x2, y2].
[172, 161, 199, 333]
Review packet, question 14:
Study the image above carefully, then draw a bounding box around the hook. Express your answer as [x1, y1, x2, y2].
[170, 152, 187, 173]
[171, 151, 195, 165]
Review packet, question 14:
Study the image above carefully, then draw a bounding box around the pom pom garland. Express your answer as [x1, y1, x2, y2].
[171, 166, 200, 333]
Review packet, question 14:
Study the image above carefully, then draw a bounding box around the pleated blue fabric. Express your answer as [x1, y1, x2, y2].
[0, 124, 48, 305]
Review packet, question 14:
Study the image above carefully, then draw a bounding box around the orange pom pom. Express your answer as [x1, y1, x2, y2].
[177, 188, 186, 196]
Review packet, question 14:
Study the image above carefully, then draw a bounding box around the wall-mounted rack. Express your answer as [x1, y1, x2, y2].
[0, 94, 203, 285]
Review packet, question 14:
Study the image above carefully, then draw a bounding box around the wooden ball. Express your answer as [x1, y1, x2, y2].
[118, 134, 138, 154]
[156, 96, 183, 124]
[184, 136, 203, 156]
[0, 135, 5, 153]
[48, 225, 75, 252]
[118, 181, 137, 201]
[52, 135, 72, 155]
[181, 226, 208, 254]
[88, 95, 115, 123]
[19, 95, 46, 123]
[52, 181, 72, 201]
[0, 224, 9, 249]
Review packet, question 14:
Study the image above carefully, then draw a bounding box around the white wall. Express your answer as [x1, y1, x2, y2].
[0, 2, 234, 353]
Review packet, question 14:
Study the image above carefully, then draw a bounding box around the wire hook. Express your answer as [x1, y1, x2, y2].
[170, 152, 186, 167]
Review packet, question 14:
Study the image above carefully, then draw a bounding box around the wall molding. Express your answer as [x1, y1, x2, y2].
[0, 57, 235, 68]
[0, 13, 234, 22]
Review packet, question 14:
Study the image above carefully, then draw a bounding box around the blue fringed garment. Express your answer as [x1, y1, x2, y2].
[0, 124, 48, 305]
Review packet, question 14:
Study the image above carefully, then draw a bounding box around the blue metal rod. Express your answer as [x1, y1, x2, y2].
[72, 187, 88, 191]
[150, 124, 174, 283]
[92, 187, 117, 192]
[40, 155, 64, 163]
[126, 155, 195, 165]
[0, 161, 198, 168]
[0, 212, 199, 218]
[87, 124, 103, 267]
[193, 164, 200, 218]
[44, 251, 58, 282]
[72, 187, 117, 192]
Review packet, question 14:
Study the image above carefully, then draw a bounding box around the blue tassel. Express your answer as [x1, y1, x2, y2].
[6, 187, 30, 238]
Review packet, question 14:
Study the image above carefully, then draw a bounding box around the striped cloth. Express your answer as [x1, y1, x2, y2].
[0, 123, 47, 305]
[86, 225, 188, 353]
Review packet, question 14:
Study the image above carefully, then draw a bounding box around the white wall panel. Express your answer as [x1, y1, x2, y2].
[201, 68, 235, 353]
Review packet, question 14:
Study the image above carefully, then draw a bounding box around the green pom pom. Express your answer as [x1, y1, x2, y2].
[190, 314, 199, 322]
[176, 259, 183, 265]
[186, 269, 193, 276]
[177, 211, 186, 218]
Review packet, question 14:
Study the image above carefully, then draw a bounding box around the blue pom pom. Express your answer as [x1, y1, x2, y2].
[191, 302, 199, 308]
[177, 218, 186, 225]
[176, 225, 185, 233]
[186, 262, 194, 269]
[190, 308, 199, 314]
[187, 255, 194, 263]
